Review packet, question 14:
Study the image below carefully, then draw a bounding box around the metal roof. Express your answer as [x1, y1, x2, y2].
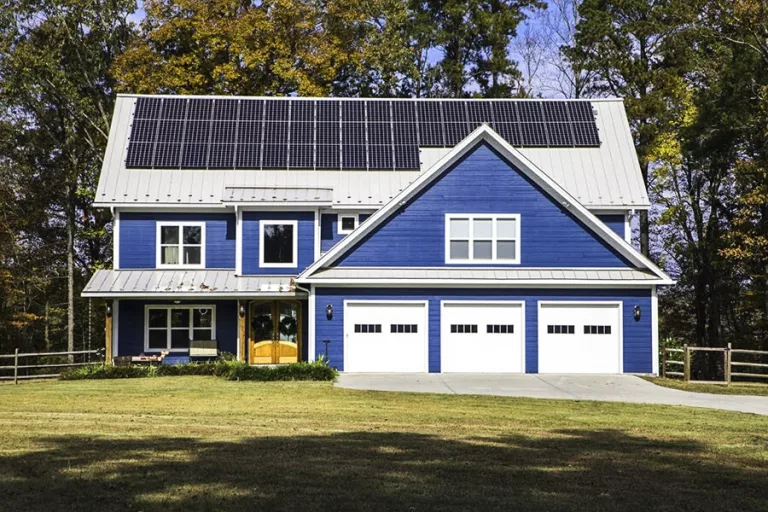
[94, 95, 649, 209]
[222, 186, 333, 204]
[82, 269, 302, 297]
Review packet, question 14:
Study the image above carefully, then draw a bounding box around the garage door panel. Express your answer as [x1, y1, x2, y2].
[539, 303, 621, 374]
[441, 303, 524, 373]
[345, 302, 427, 373]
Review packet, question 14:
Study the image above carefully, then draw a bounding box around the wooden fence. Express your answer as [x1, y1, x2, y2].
[662, 343, 768, 384]
[0, 349, 103, 384]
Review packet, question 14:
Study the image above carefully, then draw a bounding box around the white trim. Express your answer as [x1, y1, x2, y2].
[113, 209, 120, 270]
[235, 207, 243, 276]
[652, 286, 659, 376]
[537, 300, 624, 373]
[297, 279, 667, 287]
[222, 201, 333, 208]
[113, 299, 120, 357]
[143, 304, 217, 353]
[337, 213, 359, 235]
[82, 291, 306, 298]
[342, 300, 430, 373]
[119, 93, 626, 103]
[440, 300, 526, 373]
[156, 221, 206, 269]
[314, 209, 321, 260]
[298, 124, 673, 284]
[236, 299, 242, 361]
[308, 285, 316, 362]
[258, 220, 298, 268]
[444, 214, 520, 264]
[624, 212, 631, 244]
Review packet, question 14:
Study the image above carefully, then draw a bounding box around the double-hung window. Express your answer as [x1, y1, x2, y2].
[145, 305, 216, 352]
[157, 222, 205, 268]
[260, 220, 298, 268]
[446, 214, 520, 263]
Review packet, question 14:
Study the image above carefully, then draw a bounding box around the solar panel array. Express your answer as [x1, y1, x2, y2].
[125, 98, 599, 170]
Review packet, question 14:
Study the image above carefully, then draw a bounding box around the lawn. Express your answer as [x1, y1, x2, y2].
[644, 377, 768, 396]
[0, 378, 766, 511]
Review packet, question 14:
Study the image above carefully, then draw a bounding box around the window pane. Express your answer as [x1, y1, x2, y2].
[148, 330, 167, 349]
[474, 240, 492, 259]
[161, 226, 179, 244]
[263, 224, 294, 264]
[162, 246, 179, 265]
[340, 216, 356, 231]
[497, 240, 517, 260]
[497, 218, 517, 239]
[171, 329, 189, 348]
[473, 218, 493, 238]
[192, 329, 212, 341]
[450, 240, 469, 259]
[449, 218, 469, 238]
[194, 308, 213, 328]
[183, 226, 202, 245]
[171, 308, 189, 328]
[148, 309, 167, 328]
[184, 246, 201, 265]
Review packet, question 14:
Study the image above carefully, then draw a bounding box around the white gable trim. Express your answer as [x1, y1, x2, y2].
[297, 124, 673, 284]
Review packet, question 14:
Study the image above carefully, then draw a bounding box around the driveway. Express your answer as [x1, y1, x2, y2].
[336, 373, 768, 416]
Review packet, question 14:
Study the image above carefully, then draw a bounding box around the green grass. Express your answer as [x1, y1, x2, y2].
[1, 378, 766, 511]
[644, 376, 768, 396]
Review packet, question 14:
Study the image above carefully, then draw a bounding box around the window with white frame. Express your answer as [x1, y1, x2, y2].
[157, 222, 205, 267]
[145, 305, 215, 351]
[337, 214, 358, 235]
[445, 214, 520, 263]
[260, 220, 297, 267]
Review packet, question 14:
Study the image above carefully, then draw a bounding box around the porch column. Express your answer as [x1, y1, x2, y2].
[105, 300, 113, 363]
[238, 300, 247, 362]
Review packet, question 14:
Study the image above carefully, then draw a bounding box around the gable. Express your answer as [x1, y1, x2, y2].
[335, 143, 634, 268]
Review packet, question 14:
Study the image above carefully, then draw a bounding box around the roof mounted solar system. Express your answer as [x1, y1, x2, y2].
[125, 98, 600, 170]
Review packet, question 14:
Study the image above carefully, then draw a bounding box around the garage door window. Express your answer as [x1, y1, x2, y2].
[446, 214, 520, 263]
[547, 324, 574, 334]
[391, 324, 418, 333]
[354, 324, 382, 333]
[450, 324, 478, 333]
[487, 324, 514, 334]
[584, 325, 612, 335]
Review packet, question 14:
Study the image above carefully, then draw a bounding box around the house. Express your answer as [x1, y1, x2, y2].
[82, 95, 673, 374]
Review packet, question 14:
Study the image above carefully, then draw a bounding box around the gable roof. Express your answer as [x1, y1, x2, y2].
[298, 124, 673, 284]
[94, 95, 648, 209]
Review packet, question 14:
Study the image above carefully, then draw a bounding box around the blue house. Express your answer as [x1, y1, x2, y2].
[83, 96, 672, 374]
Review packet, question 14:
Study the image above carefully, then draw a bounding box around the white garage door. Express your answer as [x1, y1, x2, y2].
[441, 302, 524, 373]
[344, 301, 428, 372]
[538, 302, 622, 373]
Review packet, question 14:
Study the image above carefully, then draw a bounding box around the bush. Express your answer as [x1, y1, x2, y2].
[225, 360, 338, 382]
[61, 364, 155, 380]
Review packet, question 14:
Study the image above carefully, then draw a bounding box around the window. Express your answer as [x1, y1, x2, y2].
[547, 325, 575, 334]
[338, 214, 358, 235]
[445, 214, 520, 263]
[145, 305, 215, 352]
[157, 222, 205, 268]
[487, 324, 514, 334]
[260, 220, 297, 268]
[354, 324, 382, 333]
[391, 324, 418, 334]
[584, 325, 612, 335]
[450, 324, 478, 334]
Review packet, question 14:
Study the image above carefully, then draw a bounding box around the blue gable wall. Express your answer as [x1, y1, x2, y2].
[117, 299, 238, 356]
[242, 211, 315, 274]
[320, 213, 372, 253]
[596, 214, 626, 239]
[120, 212, 235, 269]
[335, 144, 632, 268]
[314, 288, 652, 374]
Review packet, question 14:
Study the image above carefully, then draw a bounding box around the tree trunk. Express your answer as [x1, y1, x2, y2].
[67, 184, 75, 361]
[639, 161, 650, 257]
[44, 300, 50, 351]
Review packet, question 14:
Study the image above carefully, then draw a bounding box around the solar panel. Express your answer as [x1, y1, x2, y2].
[394, 145, 419, 169]
[262, 144, 288, 168]
[240, 100, 263, 122]
[181, 144, 209, 168]
[568, 101, 594, 122]
[417, 102, 442, 124]
[130, 119, 157, 142]
[518, 123, 548, 146]
[492, 123, 521, 146]
[187, 99, 213, 120]
[316, 122, 340, 145]
[493, 102, 517, 123]
[441, 101, 466, 123]
[392, 101, 416, 124]
[316, 144, 340, 169]
[392, 123, 417, 145]
[317, 100, 339, 123]
[134, 97, 162, 119]
[154, 143, 182, 168]
[184, 121, 210, 144]
[157, 120, 184, 142]
[369, 145, 393, 170]
[160, 98, 187, 120]
[342, 101, 365, 122]
[342, 123, 366, 145]
[291, 122, 314, 144]
[263, 121, 288, 144]
[516, 102, 544, 122]
[235, 143, 261, 168]
[208, 144, 235, 168]
[125, 142, 154, 168]
[444, 123, 472, 145]
[291, 100, 315, 123]
[264, 99, 289, 121]
[546, 122, 573, 146]
[237, 121, 261, 144]
[467, 102, 493, 124]
[368, 123, 392, 146]
[213, 99, 239, 120]
[342, 144, 367, 169]
[289, 144, 314, 169]
[542, 102, 569, 123]
[418, 122, 444, 147]
[367, 101, 391, 123]
[210, 121, 237, 144]
[573, 122, 600, 146]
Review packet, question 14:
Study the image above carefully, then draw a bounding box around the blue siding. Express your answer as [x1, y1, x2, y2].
[314, 288, 652, 374]
[117, 300, 238, 356]
[597, 214, 626, 239]
[336, 144, 632, 268]
[242, 212, 315, 274]
[320, 213, 372, 252]
[120, 212, 235, 269]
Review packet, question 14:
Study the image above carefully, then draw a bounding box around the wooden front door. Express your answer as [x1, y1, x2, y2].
[249, 300, 301, 364]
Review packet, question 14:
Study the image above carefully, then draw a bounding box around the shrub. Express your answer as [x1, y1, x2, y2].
[61, 364, 155, 380]
[225, 360, 338, 382]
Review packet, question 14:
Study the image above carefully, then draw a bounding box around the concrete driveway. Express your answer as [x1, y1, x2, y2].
[336, 373, 768, 416]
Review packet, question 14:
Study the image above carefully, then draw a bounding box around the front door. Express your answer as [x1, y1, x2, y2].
[250, 301, 301, 364]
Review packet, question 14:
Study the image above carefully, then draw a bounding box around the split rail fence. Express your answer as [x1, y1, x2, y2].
[662, 343, 768, 384]
[0, 349, 103, 384]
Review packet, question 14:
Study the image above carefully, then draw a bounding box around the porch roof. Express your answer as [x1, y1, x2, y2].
[82, 269, 303, 298]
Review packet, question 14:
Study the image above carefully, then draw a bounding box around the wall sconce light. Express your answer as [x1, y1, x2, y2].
[633, 305, 641, 321]
[326, 304, 333, 320]
[105, 303, 113, 318]
[239, 304, 246, 318]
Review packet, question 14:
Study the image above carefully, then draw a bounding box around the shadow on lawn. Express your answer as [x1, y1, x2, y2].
[1, 429, 766, 511]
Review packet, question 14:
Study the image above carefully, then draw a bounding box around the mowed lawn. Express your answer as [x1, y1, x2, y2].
[1, 378, 767, 511]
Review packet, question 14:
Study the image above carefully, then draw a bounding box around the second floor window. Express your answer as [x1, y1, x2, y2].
[445, 214, 520, 264]
[260, 220, 297, 267]
[157, 222, 205, 268]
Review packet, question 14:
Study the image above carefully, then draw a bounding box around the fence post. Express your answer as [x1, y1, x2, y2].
[725, 343, 732, 385]
[661, 344, 667, 379]
[683, 344, 690, 382]
[13, 348, 18, 385]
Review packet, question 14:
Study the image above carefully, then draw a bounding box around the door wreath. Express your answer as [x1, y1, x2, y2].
[279, 315, 298, 338]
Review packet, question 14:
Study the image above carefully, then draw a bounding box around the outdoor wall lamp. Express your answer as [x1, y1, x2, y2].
[633, 305, 641, 321]
[239, 304, 246, 318]
[326, 304, 333, 320]
[105, 303, 113, 318]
